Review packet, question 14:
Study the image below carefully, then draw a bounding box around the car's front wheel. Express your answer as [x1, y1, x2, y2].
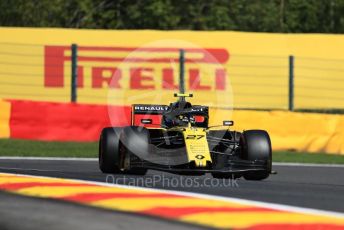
[240, 130, 272, 180]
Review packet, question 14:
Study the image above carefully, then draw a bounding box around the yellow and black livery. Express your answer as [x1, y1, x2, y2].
[99, 93, 272, 180]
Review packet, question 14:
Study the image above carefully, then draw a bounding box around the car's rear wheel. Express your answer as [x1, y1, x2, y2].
[240, 130, 272, 180]
[99, 127, 123, 173]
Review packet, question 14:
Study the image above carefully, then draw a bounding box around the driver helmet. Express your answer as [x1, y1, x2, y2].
[170, 101, 192, 110]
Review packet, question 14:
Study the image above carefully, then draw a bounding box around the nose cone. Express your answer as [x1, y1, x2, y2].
[183, 127, 212, 167]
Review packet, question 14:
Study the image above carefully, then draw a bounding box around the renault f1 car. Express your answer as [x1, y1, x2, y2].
[99, 93, 272, 180]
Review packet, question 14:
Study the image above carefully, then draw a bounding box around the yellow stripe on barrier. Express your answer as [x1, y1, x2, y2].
[0, 173, 344, 229]
[210, 109, 344, 154]
[0, 100, 11, 138]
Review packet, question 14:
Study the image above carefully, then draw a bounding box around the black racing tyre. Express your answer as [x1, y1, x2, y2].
[120, 126, 149, 175]
[240, 130, 272, 180]
[99, 127, 123, 173]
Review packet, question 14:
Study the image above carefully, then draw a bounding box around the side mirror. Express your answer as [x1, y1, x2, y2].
[223, 120, 234, 126]
[141, 119, 152, 124]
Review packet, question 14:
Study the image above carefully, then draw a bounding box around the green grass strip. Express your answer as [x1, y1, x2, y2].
[0, 139, 98, 158]
[273, 151, 344, 164]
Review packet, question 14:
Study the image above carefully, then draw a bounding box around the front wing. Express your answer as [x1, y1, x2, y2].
[129, 158, 268, 174]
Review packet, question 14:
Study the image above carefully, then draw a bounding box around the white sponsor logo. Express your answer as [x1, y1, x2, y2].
[135, 105, 169, 111]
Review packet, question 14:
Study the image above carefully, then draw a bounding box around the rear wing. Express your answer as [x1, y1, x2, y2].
[131, 104, 169, 126]
[188, 105, 209, 127]
[131, 104, 209, 127]
[189, 105, 209, 116]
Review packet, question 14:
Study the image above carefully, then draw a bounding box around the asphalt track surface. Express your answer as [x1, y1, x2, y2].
[0, 158, 344, 214]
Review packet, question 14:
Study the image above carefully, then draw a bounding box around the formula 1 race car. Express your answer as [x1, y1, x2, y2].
[99, 93, 272, 180]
